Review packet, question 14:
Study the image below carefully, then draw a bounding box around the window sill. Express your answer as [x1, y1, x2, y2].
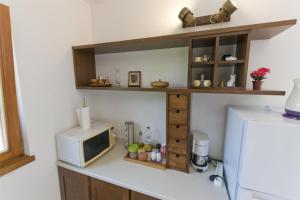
[0, 155, 35, 176]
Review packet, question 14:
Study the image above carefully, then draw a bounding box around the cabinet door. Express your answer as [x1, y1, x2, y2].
[131, 191, 159, 200]
[58, 167, 90, 200]
[91, 178, 129, 200]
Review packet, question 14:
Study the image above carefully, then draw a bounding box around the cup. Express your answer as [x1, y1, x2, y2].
[194, 56, 202, 62]
[204, 80, 212, 87]
[193, 80, 201, 87]
[202, 55, 210, 62]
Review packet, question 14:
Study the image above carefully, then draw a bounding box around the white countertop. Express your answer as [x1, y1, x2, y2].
[57, 140, 229, 200]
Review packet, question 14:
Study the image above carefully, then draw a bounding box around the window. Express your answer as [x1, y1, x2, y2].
[0, 3, 34, 176]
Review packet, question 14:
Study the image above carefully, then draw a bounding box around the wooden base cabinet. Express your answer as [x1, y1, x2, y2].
[58, 167, 90, 200]
[58, 167, 159, 200]
[131, 191, 159, 200]
[91, 178, 130, 200]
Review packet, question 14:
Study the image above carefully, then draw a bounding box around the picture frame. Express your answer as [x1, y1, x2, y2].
[128, 71, 141, 87]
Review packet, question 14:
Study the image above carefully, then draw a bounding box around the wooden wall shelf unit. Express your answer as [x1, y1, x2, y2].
[72, 19, 296, 173]
[73, 19, 295, 93]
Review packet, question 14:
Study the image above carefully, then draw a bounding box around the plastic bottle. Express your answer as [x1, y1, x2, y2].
[143, 127, 153, 145]
[138, 131, 143, 147]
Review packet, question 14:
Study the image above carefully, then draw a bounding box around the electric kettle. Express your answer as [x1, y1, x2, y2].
[284, 78, 300, 120]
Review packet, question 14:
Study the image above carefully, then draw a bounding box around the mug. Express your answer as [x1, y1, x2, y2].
[194, 56, 202, 62]
[204, 80, 212, 87]
[193, 80, 201, 87]
[202, 55, 210, 62]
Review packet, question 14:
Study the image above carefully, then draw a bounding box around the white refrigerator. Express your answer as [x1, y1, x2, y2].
[224, 106, 300, 200]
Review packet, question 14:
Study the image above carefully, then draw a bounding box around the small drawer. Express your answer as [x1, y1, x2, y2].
[168, 125, 188, 139]
[168, 138, 187, 155]
[169, 94, 189, 109]
[168, 153, 187, 171]
[168, 109, 188, 124]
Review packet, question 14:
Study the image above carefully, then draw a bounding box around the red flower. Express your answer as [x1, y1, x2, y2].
[250, 67, 270, 81]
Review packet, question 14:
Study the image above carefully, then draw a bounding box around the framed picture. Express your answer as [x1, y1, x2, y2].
[128, 71, 141, 87]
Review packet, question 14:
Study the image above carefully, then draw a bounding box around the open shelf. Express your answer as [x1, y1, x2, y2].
[73, 19, 296, 95]
[73, 19, 296, 54]
[77, 86, 285, 96]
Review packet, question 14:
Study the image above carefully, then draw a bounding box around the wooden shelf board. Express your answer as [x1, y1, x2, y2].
[77, 86, 285, 96]
[124, 153, 166, 170]
[189, 88, 285, 96]
[73, 19, 296, 54]
[77, 86, 168, 92]
[191, 61, 215, 67]
[218, 60, 245, 65]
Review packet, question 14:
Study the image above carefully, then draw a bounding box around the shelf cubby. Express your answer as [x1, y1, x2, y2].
[188, 32, 250, 88]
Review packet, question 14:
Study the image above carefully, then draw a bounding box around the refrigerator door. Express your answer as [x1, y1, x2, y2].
[238, 121, 300, 200]
[223, 107, 246, 200]
[238, 188, 291, 200]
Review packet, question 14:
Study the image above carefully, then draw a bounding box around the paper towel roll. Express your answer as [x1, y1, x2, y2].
[77, 107, 91, 130]
[76, 108, 82, 127]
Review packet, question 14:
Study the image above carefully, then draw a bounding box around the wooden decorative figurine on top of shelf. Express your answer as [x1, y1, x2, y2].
[250, 67, 270, 90]
[128, 71, 141, 87]
[227, 74, 236, 87]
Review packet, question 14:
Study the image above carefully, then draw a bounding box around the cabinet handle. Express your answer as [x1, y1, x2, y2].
[176, 139, 180, 143]
[176, 154, 180, 158]
[176, 110, 180, 113]
[176, 125, 180, 128]
[176, 94, 180, 98]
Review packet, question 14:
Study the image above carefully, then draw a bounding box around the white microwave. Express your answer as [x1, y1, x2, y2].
[56, 122, 115, 167]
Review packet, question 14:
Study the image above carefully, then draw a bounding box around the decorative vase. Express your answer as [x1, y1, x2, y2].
[252, 81, 262, 90]
[284, 78, 300, 120]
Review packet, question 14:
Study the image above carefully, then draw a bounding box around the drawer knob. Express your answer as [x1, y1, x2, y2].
[176, 154, 180, 158]
[176, 125, 180, 128]
[176, 110, 180, 113]
[176, 94, 180, 98]
[176, 139, 180, 143]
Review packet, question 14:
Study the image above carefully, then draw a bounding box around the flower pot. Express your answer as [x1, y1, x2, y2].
[252, 81, 263, 90]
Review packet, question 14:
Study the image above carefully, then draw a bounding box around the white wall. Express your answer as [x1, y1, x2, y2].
[0, 1, 92, 200]
[88, 0, 300, 159]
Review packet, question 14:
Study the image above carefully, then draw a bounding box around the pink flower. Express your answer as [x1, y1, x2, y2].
[250, 67, 270, 81]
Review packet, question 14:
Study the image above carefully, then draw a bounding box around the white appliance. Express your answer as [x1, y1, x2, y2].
[191, 131, 209, 172]
[56, 122, 115, 167]
[284, 78, 300, 120]
[224, 106, 300, 200]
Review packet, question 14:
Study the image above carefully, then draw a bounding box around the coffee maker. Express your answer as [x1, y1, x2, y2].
[191, 131, 209, 172]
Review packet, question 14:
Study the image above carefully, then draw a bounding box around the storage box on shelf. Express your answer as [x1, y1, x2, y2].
[167, 93, 190, 173]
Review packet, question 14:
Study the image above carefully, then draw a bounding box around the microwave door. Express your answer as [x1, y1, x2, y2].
[83, 130, 110, 165]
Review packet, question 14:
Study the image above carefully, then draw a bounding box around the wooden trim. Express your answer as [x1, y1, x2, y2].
[0, 155, 35, 176]
[213, 36, 220, 87]
[0, 4, 24, 162]
[188, 38, 192, 88]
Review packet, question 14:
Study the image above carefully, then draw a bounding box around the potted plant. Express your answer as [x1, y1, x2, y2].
[250, 67, 270, 90]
